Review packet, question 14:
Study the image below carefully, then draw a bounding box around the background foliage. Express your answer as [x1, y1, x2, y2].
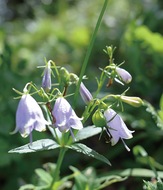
[0, 0, 163, 189]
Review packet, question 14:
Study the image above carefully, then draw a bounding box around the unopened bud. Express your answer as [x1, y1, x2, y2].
[92, 109, 106, 127]
[69, 73, 79, 84]
[42, 61, 51, 92]
[60, 67, 70, 86]
[116, 67, 132, 84]
[80, 82, 93, 104]
[120, 96, 144, 107]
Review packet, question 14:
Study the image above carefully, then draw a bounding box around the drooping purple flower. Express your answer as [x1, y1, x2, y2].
[42, 61, 51, 92]
[13, 94, 50, 141]
[104, 108, 134, 151]
[116, 67, 132, 84]
[80, 82, 93, 104]
[52, 97, 83, 133]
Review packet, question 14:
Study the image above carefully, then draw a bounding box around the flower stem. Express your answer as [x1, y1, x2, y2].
[73, 0, 109, 108]
[50, 147, 67, 189]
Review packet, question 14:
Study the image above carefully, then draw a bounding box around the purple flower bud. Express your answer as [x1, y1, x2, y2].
[52, 97, 83, 133]
[13, 94, 50, 141]
[42, 61, 51, 92]
[104, 108, 134, 151]
[80, 82, 93, 104]
[116, 67, 132, 84]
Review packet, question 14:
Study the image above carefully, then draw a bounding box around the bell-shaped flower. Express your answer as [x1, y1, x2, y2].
[42, 61, 51, 92]
[80, 82, 93, 104]
[52, 97, 83, 134]
[12, 94, 50, 141]
[116, 67, 132, 84]
[104, 108, 134, 151]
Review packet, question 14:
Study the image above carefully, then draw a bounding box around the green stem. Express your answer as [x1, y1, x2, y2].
[73, 0, 109, 108]
[94, 71, 106, 98]
[50, 147, 67, 189]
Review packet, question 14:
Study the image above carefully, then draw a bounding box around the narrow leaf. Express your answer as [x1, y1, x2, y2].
[67, 143, 111, 165]
[8, 139, 60, 154]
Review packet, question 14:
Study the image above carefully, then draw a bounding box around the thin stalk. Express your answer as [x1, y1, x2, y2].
[73, 0, 109, 108]
[49, 147, 67, 189]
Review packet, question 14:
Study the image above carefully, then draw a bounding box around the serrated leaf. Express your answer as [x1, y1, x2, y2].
[8, 139, 60, 154]
[67, 143, 111, 165]
[75, 125, 102, 142]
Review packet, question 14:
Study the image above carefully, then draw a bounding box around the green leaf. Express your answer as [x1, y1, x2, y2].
[67, 143, 111, 165]
[144, 100, 163, 129]
[70, 166, 97, 190]
[35, 168, 52, 185]
[8, 139, 60, 154]
[159, 94, 163, 111]
[19, 184, 36, 190]
[104, 168, 163, 178]
[75, 125, 102, 142]
[96, 175, 127, 190]
[70, 166, 88, 190]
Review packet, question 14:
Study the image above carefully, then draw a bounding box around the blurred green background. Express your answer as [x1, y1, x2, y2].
[0, 0, 163, 189]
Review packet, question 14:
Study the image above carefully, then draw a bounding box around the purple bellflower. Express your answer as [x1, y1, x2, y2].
[52, 97, 83, 138]
[80, 82, 93, 104]
[13, 94, 50, 143]
[104, 108, 134, 151]
[42, 61, 51, 92]
[116, 67, 132, 84]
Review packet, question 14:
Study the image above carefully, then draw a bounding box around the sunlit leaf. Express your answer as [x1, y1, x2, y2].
[8, 139, 60, 154]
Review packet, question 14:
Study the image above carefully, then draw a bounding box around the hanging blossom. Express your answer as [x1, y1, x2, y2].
[12, 93, 50, 143]
[42, 60, 51, 92]
[115, 67, 132, 84]
[80, 82, 93, 104]
[104, 108, 134, 151]
[52, 97, 83, 138]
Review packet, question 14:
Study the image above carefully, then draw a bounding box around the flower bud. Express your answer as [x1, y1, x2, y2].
[92, 109, 106, 127]
[69, 73, 79, 84]
[116, 67, 132, 84]
[60, 67, 70, 86]
[42, 61, 51, 92]
[120, 96, 144, 107]
[80, 82, 93, 104]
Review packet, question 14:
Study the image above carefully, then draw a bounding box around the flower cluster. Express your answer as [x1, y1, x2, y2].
[12, 46, 143, 152]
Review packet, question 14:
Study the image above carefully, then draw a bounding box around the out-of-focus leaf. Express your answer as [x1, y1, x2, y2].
[144, 179, 163, 190]
[96, 175, 127, 190]
[19, 184, 36, 190]
[35, 168, 52, 185]
[67, 143, 111, 165]
[8, 139, 60, 154]
[70, 166, 88, 190]
[144, 101, 163, 129]
[159, 94, 163, 111]
[75, 125, 102, 142]
[104, 168, 163, 178]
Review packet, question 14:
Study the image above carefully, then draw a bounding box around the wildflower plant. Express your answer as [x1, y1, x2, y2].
[8, 1, 146, 189]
